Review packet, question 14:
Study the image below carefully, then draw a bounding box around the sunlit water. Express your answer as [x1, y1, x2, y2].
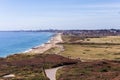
[0, 32, 54, 57]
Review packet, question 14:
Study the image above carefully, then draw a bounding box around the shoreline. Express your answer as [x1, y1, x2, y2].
[24, 33, 63, 54]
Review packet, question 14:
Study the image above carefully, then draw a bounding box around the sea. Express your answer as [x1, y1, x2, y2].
[0, 31, 54, 57]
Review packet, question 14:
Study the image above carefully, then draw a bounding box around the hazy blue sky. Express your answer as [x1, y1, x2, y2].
[0, 0, 120, 30]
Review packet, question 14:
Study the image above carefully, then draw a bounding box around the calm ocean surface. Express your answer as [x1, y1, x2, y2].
[0, 32, 54, 57]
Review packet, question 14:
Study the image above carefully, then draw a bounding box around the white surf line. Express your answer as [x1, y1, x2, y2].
[45, 67, 62, 80]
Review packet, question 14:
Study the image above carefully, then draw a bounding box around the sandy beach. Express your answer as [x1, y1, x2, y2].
[25, 33, 63, 54]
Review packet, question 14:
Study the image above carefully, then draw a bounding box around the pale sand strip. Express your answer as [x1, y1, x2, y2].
[3, 74, 15, 78]
[45, 67, 62, 80]
[25, 33, 63, 54]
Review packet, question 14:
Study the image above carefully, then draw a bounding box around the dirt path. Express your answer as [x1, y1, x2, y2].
[45, 67, 62, 80]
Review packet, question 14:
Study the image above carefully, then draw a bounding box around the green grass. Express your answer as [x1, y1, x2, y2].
[44, 46, 61, 54]
[83, 36, 120, 44]
[60, 44, 120, 61]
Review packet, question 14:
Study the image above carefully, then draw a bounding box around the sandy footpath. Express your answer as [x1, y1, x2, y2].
[25, 33, 63, 54]
[45, 67, 62, 80]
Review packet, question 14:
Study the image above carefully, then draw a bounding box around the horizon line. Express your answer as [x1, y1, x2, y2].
[0, 28, 120, 31]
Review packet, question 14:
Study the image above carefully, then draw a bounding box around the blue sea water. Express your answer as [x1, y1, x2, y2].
[0, 32, 54, 57]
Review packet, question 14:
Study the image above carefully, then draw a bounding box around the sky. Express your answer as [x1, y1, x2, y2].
[0, 0, 120, 30]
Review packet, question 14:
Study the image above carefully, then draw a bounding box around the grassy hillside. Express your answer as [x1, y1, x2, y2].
[60, 44, 120, 61]
[56, 34, 120, 80]
[83, 36, 120, 44]
[60, 35, 120, 61]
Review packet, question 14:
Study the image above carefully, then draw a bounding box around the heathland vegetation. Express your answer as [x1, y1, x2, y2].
[0, 29, 120, 80]
[56, 30, 120, 80]
[0, 54, 78, 80]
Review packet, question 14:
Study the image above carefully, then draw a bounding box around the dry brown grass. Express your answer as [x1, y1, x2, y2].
[59, 44, 120, 61]
[83, 36, 120, 43]
[44, 46, 61, 54]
